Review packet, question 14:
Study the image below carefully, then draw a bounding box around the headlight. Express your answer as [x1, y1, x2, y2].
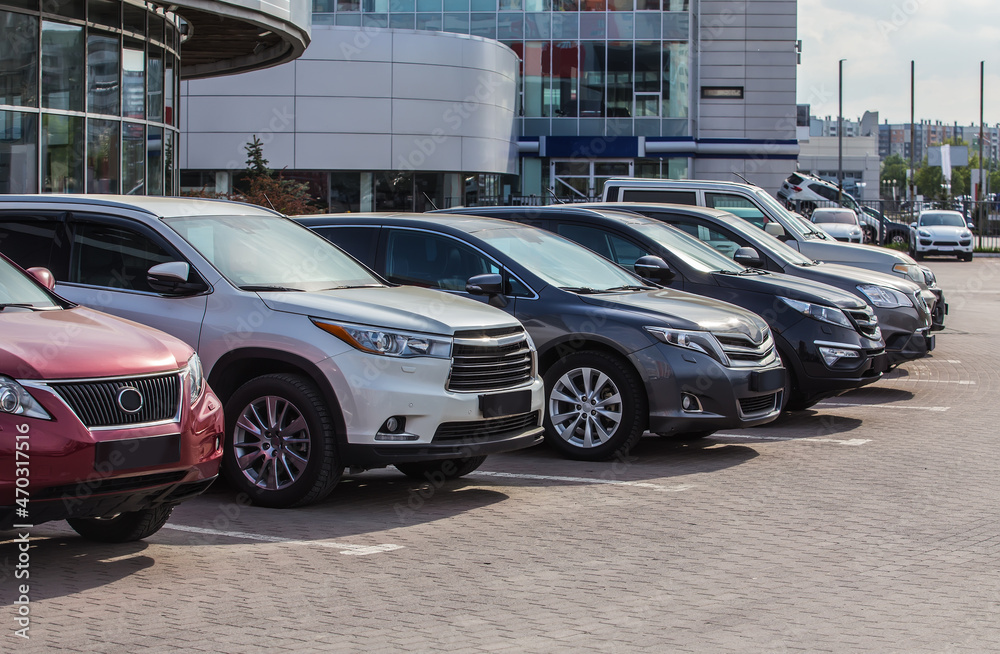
[917, 229, 931, 238]
[0, 376, 51, 420]
[777, 297, 853, 329]
[891, 263, 925, 282]
[644, 327, 728, 365]
[313, 319, 452, 358]
[920, 266, 936, 286]
[961, 230, 972, 239]
[856, 285, 914, 308]
[185, 354, 205, 405]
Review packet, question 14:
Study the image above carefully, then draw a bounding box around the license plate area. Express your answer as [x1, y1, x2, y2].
[94, 434, 181, 472]
[479, 390, 532, 419]
[749, 368, 785, 393]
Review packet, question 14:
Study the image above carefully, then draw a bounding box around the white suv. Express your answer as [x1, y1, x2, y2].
[909, 210, 975, 261]
[0, 196, 545, 508]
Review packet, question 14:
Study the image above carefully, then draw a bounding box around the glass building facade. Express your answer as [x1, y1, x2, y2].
[0, 0, 181, 195]
[311, 0, 691, 200]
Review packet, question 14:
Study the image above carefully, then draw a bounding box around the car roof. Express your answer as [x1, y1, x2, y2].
[294, 211, 530, 235]
[602, 177, 764, 192]
[0, 194, 282, 218]
[573, 201, 738, 221]
[437, 204, 659, 225]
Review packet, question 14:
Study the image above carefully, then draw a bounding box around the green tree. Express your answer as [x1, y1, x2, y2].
[880, 153, 907, 198]
[245, 135, 270, 177]
[914, 161, 944, 199]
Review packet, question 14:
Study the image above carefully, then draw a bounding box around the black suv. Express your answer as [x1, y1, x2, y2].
[437, 205, 888, 410]
[581, 202, 935, 367]
[296, 213, 786, 459]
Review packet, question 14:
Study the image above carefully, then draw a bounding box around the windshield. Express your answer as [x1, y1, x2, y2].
[164, 215, 383, 291]
[632, 223, 745, 273]
[0, 258, 60, 309]
[753, 190, 814, 238]
[919, 212, 966, 227]
[813, 211, 857, 225]
[472, 226, 644, 290]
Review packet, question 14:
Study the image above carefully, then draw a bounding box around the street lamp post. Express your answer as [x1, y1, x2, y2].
[838, 59, 845, 205]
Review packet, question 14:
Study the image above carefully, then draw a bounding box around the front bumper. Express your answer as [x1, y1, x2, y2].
[775, 325, 886, 406]
[872, 305, 933, 366]
[630, 343, 785, 435]
[318, 351, 545, 467]
[928, 288, 947, 331]
[915, 240, 973, 256]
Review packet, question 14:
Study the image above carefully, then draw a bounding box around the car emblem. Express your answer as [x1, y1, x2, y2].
[116, 386, 144, 414]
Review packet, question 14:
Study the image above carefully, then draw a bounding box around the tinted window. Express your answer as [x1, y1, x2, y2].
[556, 224, 613, 259]
[0, 216, 72, 280]
[705, 193, 767, 227]
[72, 222, 174, 292]
[621, 189, 697, 204]
[646, 214, 755, 264]
[315, 226, 380, 266]
[385, 229, 498, 291]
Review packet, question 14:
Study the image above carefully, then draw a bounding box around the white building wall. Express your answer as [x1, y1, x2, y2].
[797, 136, 881, 201]
[181, 26, 519, 175]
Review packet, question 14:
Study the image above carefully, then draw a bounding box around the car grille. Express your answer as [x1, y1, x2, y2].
[448, 327, 534, 392]
[433, 411, 540, 443]
[846, 307, 880, 340]
[49, 372, 182, 428]
[739, 393, 779, 418]
[713, 329, 776, 368]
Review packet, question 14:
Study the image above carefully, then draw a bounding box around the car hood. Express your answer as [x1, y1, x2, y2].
[257, 286, 518, 335]
[714, 271, 865, 310]
[813, 263, 922, 295]
[801, 238, 914, 264]
[1, 307, 192, 381]
[918, 225, 969, 237]
[817, 223, 860, 237]
[579, 289, 769, 342]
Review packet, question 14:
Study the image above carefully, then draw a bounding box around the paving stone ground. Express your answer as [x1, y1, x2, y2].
[4, 259, 1000, 653]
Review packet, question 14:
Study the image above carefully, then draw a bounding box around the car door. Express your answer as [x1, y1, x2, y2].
[378, 227, 528, 318]
[60, 215, 210, 349]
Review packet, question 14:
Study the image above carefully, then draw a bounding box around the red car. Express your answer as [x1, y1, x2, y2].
[0, 254, 223, 542]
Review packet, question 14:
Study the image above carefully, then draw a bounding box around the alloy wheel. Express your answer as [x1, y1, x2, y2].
[548, 367, 624, 449]
[233, 395, 311, 490]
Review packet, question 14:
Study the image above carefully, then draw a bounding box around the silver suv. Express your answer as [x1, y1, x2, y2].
[0, 196, 545, 508]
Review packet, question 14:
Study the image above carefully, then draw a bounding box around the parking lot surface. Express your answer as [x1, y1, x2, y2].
[6, 258, 1000, 653]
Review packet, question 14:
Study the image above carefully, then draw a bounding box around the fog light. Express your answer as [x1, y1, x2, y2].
[376, 416, 419, 441]
[385, 416, 401, 433]
[818, 346, 862, 367]
[680, 393, 703, 412]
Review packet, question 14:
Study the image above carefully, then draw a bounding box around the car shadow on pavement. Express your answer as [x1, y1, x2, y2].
[0, 534, 152, 601]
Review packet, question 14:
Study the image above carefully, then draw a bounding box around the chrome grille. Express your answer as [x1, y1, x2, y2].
[846, 307, 881, 340]
[49, 372, 182, 428]
[713, 329, 776, 368]
[739, 393, 779, 417]
[448, 327, 534, 392]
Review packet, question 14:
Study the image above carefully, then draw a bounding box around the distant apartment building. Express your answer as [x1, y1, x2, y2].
[877, 121, 1000, 163]
[794, 107, 878, 200]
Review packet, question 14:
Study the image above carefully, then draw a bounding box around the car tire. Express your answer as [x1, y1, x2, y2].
[67, 504, 174, 543]
[889, 231, 909, 247]
[914, 251, 924, 261]
[222, 373, 342, 508]
[395, 456, 488, 481]
[543, 351, 647, 461]
[862, 226, 876, 244]
[961, 253, 973, 262]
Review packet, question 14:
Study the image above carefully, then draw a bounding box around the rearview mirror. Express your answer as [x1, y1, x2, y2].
[147, 262, 205, 295]
[633, 255, 674, 282]
[26, 267, 56, 290]
[466, 273, 508, 309]
[733, 247, 763, 268]
[763, 223, 785, 238]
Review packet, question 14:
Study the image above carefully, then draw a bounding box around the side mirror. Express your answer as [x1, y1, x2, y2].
[466, 273, 508, 309]
[968, 222, 976, 230]
[763, 223, 785, 238]
[26, 267, 56, 290]
[733, 247, 763, 268]
[910, 221, 918, 228]
[147, 262, 204, 295]
[633, 255, 674, 282]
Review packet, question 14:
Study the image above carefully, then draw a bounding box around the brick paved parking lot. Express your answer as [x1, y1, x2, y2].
[6, 259, 1000, 653]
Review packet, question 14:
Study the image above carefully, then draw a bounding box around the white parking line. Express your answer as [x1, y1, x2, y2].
[162, 524, 404, 555]
[469, 471, 693, 493]
[816, 402, 951, 412]
[882, 378, 976, 384]
[711, 434, 871, 446]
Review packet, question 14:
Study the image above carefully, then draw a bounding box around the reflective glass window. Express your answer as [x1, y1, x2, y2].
[525, 0, 549, 9]
[87, 31, 119, 116]
[551, 41, 578, 117]
[663, 12, 688, 39]
[42, 21, 85, 111]
[147, 125, 162, 195]
[123, 3, 145, 35]
[390, 0, 414, 10]
[47, 0, 85, 19]
[520, 42, 547, 118]
[364, 0, 388, 10]
[470, 0, 496, 8]
[147, 48, 163, 122]
[608, 0, 632, 8]
[0, 11, 38, 107]
[443, 13, 469, 33]
[498, 0, 520, 9]
[664, 41, 688, 118]
[498, 13, 523, 39]
[42, 113, 84, 193]
[0, 110, 38, 193]
[122, 122, 144, 194]
[122, 43, 145, 119]
[579, 42, 604, 117]
[164, 129, 175, 194]
[149, 13, 165, 43]
[635, 0, 658, 7]
[389, 13, 414, 28]
[416, 13, 442, 30]
[581, 0, 605, 9]
[606, 42, 632, 117]
[417, 0, 442, 10]
[524, 12, 550, 39]
[444, 0, 468, 9]
[87, 118, 119, 193]
[164, 57, 175, 126]
[470, 13, 496, 38]
[552, 0, 578, 8]
[550, 12, 577, 38]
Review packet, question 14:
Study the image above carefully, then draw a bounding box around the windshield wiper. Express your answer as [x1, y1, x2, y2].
[739, 268, 769, 276]
[316, 284, 383, 291]
[0, 303, 47, 311]
[602, 285, 655, 292]
[558, 286, 604, 294]
[239, 285, 305, 292]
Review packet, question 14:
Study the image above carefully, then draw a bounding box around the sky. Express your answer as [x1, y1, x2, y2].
[797, 0, 1000, 126]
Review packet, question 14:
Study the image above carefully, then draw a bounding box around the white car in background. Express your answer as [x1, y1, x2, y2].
[909, 210, 975, 261]
[810, 208, 864, 243]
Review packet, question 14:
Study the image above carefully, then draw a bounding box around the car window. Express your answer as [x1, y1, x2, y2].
[385, 229, 499, 291]
[646, 214, 761, 264]
[810, 183, 839, 202]
[0, 216, 72, 280]
[555, 224, 613, 259]
[919, 212, 965, 227]
[705, 193, 768, 227]
[620, 189, 697, 204]
[72, 222, 175, 292]
[607, 233, 652, 268]
[315, 226, 379, 266]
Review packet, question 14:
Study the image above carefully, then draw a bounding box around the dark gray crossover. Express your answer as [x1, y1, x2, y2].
[297, 213, 786, 459]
